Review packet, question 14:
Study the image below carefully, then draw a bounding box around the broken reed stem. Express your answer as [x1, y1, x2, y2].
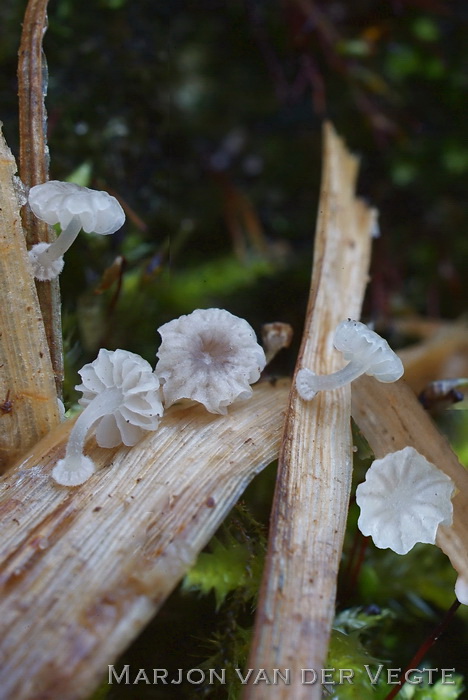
[352, 375, 468, 583]
[0, 126, 60, 471]
[18, 0, 63, 393]
[244, 123, 375, 699]
[0, 380, 289, 700]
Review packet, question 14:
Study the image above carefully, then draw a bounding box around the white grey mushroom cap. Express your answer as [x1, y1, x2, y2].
[356, 446, 455, 555]
[334, 320, 404, 382]
[455, 575, 468, 605]
[156, 308, 267, 415]
[77, 348, 164, 448]
[28, 180, 125, 235]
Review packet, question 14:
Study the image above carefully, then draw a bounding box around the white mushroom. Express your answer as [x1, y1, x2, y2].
[155, 308, 266, 414]
[28, 180, 125, 280]
[296, 319, 404, 400]
[52, 349, 164, 487]
[455, 575, 468, 605]
[356, 446, 455, 555]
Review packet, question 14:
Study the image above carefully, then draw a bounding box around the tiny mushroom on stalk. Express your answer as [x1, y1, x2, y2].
[28, 180, 125, 280]
[296, 319, 404, 401]
[356, 446, 455, 555]
[156, 308, 267, 415]
[52, 349, 164, 487]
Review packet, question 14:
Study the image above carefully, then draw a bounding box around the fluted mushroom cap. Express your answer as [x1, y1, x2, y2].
[28, 180, 125, 235]
[77, 348, 164, 448]
[334, 319, 404, 382]
[156, 308, 266, 414]
[356, 446, 455, 555]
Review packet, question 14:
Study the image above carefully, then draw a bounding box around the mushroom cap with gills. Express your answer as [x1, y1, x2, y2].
[333, 319, 404, 382]
[156, 308, 267, 415]
[356, 446, 455, 555]
[77, 348, 164, 448]
[28, 180, 125, 235]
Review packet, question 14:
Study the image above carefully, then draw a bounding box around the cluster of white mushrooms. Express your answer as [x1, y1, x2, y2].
[295, 318, 461, 601]
[52, 309, 267, 486]
[27, 181, 462, 600]
[26, 181, 267, 486]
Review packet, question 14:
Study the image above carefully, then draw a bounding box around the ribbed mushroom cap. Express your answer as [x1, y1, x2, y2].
[333, 319, 404, 382]
[77, 348, 164, 448]
[156, 308, 266, 414]
[28, 180, 125, 235]
[356, 446, 455, 555]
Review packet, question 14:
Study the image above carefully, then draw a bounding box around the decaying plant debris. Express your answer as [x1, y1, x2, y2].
[245, 122, 375, 700]
[18, 0, 63, 390]
[0, 127, 60, 470]
[1, 113, 468, 700]
[0, 380, 289, 700]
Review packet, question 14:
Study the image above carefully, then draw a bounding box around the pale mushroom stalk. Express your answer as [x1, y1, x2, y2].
[296, 319, 404, 401]
[32, 216, 82, 266]
[63, 388, 122, 463]
[299, 359, 369, 394]
[52, 388, 122, 487]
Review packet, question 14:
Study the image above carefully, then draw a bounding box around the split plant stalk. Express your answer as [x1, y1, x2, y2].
[244, 123, 375, 699]
[0, 380, 289, 699]
[0, 127, 60, 470]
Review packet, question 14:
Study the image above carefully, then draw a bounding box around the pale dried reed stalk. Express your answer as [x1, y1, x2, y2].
[0, 126, 60, 471]
[244, 123, 375, 699]
[0, 380, 289, 700]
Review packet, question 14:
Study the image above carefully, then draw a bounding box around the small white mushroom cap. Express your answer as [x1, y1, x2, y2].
[455, 575, 468, 605]
[333, 320, 404, 382]
[356, 446, 455, 555]
[77, 348, 164, 448]
[28, 180, 125, 235]
[156, 308, 267, 415]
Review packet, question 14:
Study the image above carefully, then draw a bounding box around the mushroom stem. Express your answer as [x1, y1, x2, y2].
[66, 388, 122, 460]
[296, 361, 368, 400]
[36, 216, 82, 264]
[52, 387, 122, 486]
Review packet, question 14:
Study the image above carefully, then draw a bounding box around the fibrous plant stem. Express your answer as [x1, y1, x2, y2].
[18, 0, 63, 394]
[244, 122, 375, 699]
[0, 126, 60, 470]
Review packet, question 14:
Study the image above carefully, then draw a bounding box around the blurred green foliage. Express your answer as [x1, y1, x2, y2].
[2, 1, 468, 699]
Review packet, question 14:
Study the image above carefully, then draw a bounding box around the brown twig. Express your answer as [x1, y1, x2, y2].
[18, 0, 63, 393]
[383, 599, 461, 700]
